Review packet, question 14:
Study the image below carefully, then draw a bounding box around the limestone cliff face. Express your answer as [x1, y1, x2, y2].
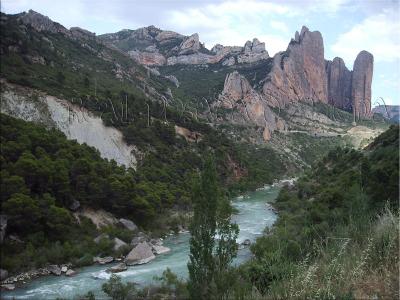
[216, 71, 285, 141]
[1, 81, 137, 168]
[352, 51, 374, 118]
[101, 27, 269, 66]
[325, 57, 352, 111]
[262, 26, 328, 106]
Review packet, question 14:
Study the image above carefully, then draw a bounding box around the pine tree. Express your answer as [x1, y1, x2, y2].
[187, 157, 239, 299]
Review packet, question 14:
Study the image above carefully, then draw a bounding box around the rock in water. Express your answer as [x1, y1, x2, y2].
[66, 269, 76, 276]
[61, 266, 68, 273]
[125, 242, 156, 265]
[48, 265, 61, 276]
[107, 263, 128, 273]
[94, 256, 114, 265]
[119, 218, 138, 231]
[242, 239, 251, 246]
[152, 245, 171, 255]
[1, 284, 15, 291]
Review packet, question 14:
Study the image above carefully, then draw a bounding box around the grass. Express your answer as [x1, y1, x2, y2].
[266, 207, 399, 299]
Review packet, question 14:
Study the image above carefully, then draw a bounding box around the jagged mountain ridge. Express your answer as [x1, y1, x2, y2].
[1, 9, 376, 144]
[98, 21, 374, 121]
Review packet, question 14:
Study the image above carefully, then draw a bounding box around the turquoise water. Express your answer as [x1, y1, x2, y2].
[2, 185, 280, 299]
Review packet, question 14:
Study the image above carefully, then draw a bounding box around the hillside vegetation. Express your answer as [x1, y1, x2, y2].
[239, 125, 399, 299]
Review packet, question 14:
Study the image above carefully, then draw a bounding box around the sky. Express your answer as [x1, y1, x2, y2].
[2, 0, 400, 106]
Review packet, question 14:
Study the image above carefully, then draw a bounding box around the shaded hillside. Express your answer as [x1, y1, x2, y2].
[240, 125, 399, 299]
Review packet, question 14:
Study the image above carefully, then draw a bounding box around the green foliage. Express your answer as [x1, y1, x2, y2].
[187, 157, 239, 300]
[240, 126, 399, 297]
[102, 274, 136, 300]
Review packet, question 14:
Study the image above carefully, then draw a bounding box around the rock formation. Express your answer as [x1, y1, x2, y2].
[100, 27, 269, 66]
[216, 71, 286, 141]
[125, 241, 156, 265]
[19, 10, 70, 35]
[325, 57, 352, 111]
[262, 26, 328, 106]
[351, 51, 374, 118]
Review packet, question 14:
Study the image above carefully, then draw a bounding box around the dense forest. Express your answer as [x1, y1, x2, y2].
[0, 112, 286, 274]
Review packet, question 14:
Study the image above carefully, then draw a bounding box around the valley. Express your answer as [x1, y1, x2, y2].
[0, 7, 398, 300]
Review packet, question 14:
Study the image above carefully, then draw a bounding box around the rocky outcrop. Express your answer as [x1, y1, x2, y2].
[19, 10, 70, 36]
[131, 232, 149, 247]
[101, 27, 269, 66]
[1, 81, 137, 168]
[65, 269, 77, 276]
[263, 26, 328, 106]
[94, 256, 114, 265]
[107, 263, 128, 273]
[118, 218, 138, 231]
[179, 33, 200, 55]
[70, 27, 96, 40]
[325, 57, 352, 111]
[237, 38, 269, 64]
[174, 125, 202, 142]
[216, 71, 286, 141]
[125, 242, 156, 265]
[48, 265, 61, 276]
[128, 50, 167, 66]
[152, 244, 171, 255]
[74, 208, 118, 229]
[352, 51, 373, 118]
[113, 238, 128, 251]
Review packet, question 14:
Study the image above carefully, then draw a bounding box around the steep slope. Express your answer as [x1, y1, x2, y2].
[241, 125, 399, 299]
[1, 81, 137, 167]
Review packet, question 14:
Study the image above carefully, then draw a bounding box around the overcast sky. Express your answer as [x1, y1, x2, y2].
[2, 0, 399, 106]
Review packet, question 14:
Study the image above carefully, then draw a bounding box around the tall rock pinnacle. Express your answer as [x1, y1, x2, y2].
[351, 51, 374, 118]
[262, 26, 328, 106]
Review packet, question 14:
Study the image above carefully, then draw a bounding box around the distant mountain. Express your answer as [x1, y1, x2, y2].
[372, 105, 400, 123]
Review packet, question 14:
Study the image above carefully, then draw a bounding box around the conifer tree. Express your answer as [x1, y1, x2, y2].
[187, 157, 239, 299]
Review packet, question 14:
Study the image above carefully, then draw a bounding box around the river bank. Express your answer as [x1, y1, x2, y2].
[1, 183, 283, 299]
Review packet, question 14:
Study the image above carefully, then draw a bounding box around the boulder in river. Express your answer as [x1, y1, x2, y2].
[66, 269, 76, 276]
[48, 265, 62, 276]
[242, 239, 251, 246]
[94, 256, 114, 265]
[119, 218, 138, 231]
[61, 266, 68, 273]
[125, 242, 155, 265]
[113, 237, 128, 251]
[1, 283, 15, 291]
[150, 238, 162, 246]
[107, 263, 128, 273]
[152, 245, 171, 255]
[0, 269, 8, 281]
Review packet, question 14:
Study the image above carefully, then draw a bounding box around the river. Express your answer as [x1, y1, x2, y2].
[2, 184, 281, 299]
